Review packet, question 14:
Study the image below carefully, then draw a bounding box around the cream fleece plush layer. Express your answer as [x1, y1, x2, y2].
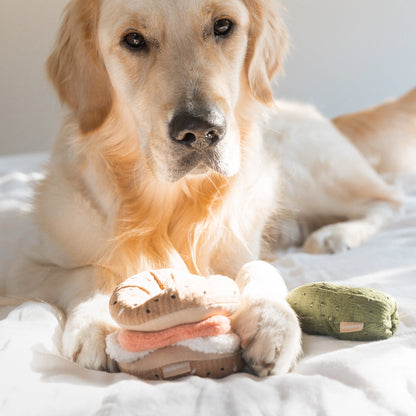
[106, 331, 241, 364]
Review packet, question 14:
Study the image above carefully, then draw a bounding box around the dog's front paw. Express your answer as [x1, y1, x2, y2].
[62, 296, 118, 372]
[231, 297, 302, 377]
[62, 319, 118, 372]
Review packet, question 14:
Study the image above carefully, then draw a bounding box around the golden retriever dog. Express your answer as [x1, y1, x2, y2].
[4, 0, 414, 376]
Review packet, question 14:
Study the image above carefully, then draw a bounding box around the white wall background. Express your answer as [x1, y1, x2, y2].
[277, 0, 416, 117]
[0, 0, 67, 156]
[0, 0, 415, 156]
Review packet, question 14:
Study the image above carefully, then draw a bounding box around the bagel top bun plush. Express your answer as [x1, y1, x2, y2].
[107, 269, 244, 380]
[109, 269, 241, 331]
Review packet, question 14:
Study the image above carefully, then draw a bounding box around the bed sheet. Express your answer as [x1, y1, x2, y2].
[0, 153, 415, 416]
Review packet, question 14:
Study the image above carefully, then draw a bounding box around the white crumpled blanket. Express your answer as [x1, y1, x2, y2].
[1, 154, 415, 416]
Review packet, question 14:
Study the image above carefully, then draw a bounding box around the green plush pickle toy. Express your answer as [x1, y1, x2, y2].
[286, 282, 399, 341]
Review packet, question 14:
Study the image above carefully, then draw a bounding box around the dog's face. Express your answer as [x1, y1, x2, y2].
[99, 0, 251, 181]
[48, 0, 287, 182]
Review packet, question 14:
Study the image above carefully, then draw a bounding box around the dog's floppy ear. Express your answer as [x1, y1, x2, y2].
[47, 0, 113, 133]
[243, 0, 288, 106]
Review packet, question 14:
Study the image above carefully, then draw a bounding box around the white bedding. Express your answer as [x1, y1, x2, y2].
[0, 153, 415, 416]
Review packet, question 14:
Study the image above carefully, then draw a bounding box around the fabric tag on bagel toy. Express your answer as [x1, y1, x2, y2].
[106, 269, 244, 380]
[286, 282, 399, 341]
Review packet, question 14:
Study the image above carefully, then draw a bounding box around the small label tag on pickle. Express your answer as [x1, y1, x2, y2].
[340, 322, 364, 333]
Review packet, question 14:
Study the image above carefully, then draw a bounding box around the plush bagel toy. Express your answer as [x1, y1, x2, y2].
[106, 269, 244, 380]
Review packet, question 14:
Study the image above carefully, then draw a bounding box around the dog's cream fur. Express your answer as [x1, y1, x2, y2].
[4, 0, 414, 376]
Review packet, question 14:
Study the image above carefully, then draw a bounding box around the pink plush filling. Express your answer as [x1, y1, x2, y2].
[117, 315, 231, 352]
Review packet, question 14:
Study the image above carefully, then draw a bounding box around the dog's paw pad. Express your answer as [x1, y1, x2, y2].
[232, 298, 302, 377]
[303, 222, 371, 254]
[62, 320, 118, 372]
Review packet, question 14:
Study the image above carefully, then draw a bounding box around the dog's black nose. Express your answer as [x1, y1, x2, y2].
[169, 107, 226, 150]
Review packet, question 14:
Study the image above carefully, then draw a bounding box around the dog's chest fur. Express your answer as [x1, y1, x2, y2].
[35, 126, 278, 290]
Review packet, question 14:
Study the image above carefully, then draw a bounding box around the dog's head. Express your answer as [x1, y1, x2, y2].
[48, 0, 287, 182]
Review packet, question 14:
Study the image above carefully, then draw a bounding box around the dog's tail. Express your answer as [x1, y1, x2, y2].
[333, 87, 416, 175]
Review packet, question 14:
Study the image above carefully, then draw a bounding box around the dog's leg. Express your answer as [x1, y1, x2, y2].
[7, 259, 118, 371]
[303, 200, 400, 254]
[231, 261, 302, 376]
[35, 265, 118, 372]
[268, 100, 404, 255]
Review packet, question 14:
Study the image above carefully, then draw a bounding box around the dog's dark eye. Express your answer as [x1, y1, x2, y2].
[123, 32, 146, 50]
[214, 19, 233, 37]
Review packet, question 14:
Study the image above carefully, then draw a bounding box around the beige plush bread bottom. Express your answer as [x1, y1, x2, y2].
[118, 345, 244, 380]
